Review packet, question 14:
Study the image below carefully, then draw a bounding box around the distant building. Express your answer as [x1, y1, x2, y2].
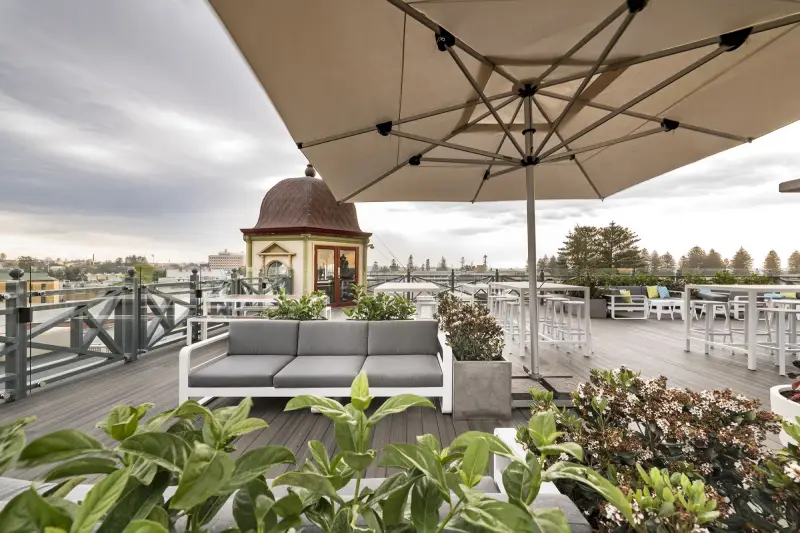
[208, 249, 244, 270]
[0, 270, 60, 303]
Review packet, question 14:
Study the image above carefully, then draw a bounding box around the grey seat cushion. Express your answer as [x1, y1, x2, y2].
[368, 320, 439, 356]
[189, 354, 295, 387]
[273, 355, 365, 388]
[228, 320, 299, 356]
[297, 321, 368, 356]
[362, 355, 443, 387]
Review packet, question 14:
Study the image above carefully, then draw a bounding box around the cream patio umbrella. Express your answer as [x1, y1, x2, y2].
[209, 0, 800, 381]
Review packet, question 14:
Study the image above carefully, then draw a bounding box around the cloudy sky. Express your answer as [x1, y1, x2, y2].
[1, 1, 798, 269]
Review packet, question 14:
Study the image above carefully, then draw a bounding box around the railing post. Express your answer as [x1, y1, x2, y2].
[189, 269, 201, 343]
[450, 269, 455, 293]
[3, 268, 28, 401]
[406, 269, 411, 283]
[116, 269, 136, 361]
[132, 271, 144, 361]
[495, 268, 500, 282]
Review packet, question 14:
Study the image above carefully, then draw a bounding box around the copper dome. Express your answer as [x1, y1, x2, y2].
[242, 166, 369, 237]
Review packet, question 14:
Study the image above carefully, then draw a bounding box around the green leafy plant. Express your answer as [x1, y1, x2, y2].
[435, 292, 504, 362]
[761, 418, 800, 529]
[343, 285, 415, 320]
[0, 399, 297, 533]
[264, 290, 327, 320]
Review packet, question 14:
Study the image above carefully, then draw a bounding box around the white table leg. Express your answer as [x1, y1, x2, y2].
[518, 292, 526, 359]
[778, 311, 786, 376]
[704, 306, 711, 355]
[683, 290, 691, 352]
[583, 287, 591, 356]
[746, 291, 757, 370]
[187, 319, 194, 346]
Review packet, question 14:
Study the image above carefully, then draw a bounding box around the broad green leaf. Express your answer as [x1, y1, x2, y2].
[170, 442, 234, 510]
[285, 395, 352, 423]
[98, 406, 138, 442]
[0, 417, 36, 439]
[129, 458, 157, 486]
[97, 471, 171, 533]
[331, 508, 353, 533]
[0, 418, 32, 475]
[44, 528, 68, 533]
[172, 401, 214, 421]
[305, 498, 334, 532]
[411, 477, 444, 533]
[193, 494, 230, 527]
[142, 410, 176, 432]
[342, 450, 375, 472]
[165, 419, 198, 441]
[232, 477, 273, 532]
[537, 442, 583, 462]
[416, 434, 440, 455]
[44, 457, 119, 482]
[308, 440, 330, 474]
[461, 500, 533, 533]
[70, 468, 130, 533]
[254, 494, 274, 525]
[531, 507, 570, 533]
[120, 520, 168, 533]
[379, 444, 447, 493]
[459, 438, 489, 488]
[361, 505, 383, 533]
[367, 395, 434, 426]
[145, 506, 169, 529]
[528, 412, 559, 448]
[118, 432, 192, 473]
[223, 445, 295, 490]
[351, 371, 370, 400]
[272, 471, 343, 504]
[502, 461, 536, 505]
[20, 430, 106, 467]
[449, 431, 516, 459]
[273, 516, 303, 533]
[43, 477, 87, 499]
[216, 397, 253, 429]
[0, 487, 72, 533]
[543, 462, 633, 524]
[134, 403, 154, 420]
[272, 492, 304, 518]
[368, 471, 419, 504]
[225, 418, 268, 439]
[334, 406, 370, 453]
[379, 478, 413, 528]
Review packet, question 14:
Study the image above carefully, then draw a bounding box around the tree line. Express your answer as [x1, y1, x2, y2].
[541, 222, 800, 275]
[371, 255, 490, 273]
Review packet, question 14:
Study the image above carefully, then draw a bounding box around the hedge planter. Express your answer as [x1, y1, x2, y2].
[453, 360, 512, 419]
[566, 296, 607, 319]
[770, 384, 800, 446]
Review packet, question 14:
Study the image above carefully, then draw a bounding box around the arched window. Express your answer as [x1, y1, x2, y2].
[266, 261, 287, 277]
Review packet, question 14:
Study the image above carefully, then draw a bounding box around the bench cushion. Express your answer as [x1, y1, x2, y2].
[189, 354, 295, 387]
[362, 355, 443, 387]
[297, 321, 368, 356]
[367, 320, 438, 356]
[228, 320, 299, 356]
[273, 355, 365, 388]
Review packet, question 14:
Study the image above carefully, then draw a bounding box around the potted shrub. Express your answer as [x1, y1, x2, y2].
[770, 361, 800, 446]
[343, 285, 415, 320]
[263, 290, 327, 320]
[436, 292, 510, 419]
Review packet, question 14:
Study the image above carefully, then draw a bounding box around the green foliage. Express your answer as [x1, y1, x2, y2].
[435, 292, 505, 361]
[343, 285, 416, 320]
[557, 222, 641, 272]
[264, 290, 327, 320]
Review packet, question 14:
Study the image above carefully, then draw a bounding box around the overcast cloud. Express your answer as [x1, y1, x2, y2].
[0, 1, 798, 269]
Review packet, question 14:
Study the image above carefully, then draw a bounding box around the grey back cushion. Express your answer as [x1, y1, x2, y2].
[228, 320, 299, 355]
[297, 321, 368, 356]
[368, 320, 438, 356]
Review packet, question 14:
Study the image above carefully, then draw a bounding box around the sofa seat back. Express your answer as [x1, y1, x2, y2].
[297, 320, 368, 356]
[228, 320, 300, 355]
[367, 319, 439, 356]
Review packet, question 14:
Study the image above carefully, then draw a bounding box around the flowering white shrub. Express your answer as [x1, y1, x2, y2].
[435, 292, 504, 362]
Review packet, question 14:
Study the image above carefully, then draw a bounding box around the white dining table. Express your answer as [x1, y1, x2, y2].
[202, 294, 288, 316]
[459, 282, 490, 303]
[373, 282, 443, 298]
[489, 281, 592, 358]
[684, 284, 800, 371]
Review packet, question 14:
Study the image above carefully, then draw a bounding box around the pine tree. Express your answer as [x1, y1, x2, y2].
[371, 261, 379, 272]
[649, 250, 661, 273]
[460, 257, 466, 270]
[639, 248, 650, 271]
[425, 258, 431, 271]
[684, 246, 707, 270]
[730, 247, 753, 273]
[437, 257, 448, 271]
[595, 222, 641, 268]
[788, 251, 800, 274]
[389, 259, 399, 272]
[703, 249, 725, 270]
[763, 250, 781, 275]
[407, 255, 415, 272]
[558, 225, 599, 274]
[537, 255, 549, 271]
[661, 252, 676, 272]
[482, 255, 488, 269]
[547, 256, 558, 271]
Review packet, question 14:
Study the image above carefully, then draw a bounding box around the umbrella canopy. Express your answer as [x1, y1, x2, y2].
[210, 0, 800, 376]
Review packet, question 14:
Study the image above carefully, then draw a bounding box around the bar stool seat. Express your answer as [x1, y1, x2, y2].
[690, 300, 734, 354]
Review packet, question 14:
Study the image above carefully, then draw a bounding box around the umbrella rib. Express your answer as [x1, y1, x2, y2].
[533, 8, 639, 159]
[486, 166, 521, 180]
[537, 89, 750, 143]
[471, 97, 525, 202]
[535, 2, 629, 85]
[383, 0, 518, 84]
[446, 47, 526, 157]
[299, 90, 516, 149]
[338, 95, 518, 202]
[421, 157, 519, 166]
[540, 12, 800, 89]
[532, 96, 603, 199]
[389, 130, 520, 163]
[540, 126, 667, 163]
[540, 45, 727, 159]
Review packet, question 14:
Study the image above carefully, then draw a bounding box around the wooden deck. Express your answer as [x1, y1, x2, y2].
[1, 314, 791, 480]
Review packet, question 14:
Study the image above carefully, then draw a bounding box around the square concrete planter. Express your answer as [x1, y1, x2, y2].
[770, 384, 800, 446]
[453, 360, 512, 419]
[566, 296, 607, 319]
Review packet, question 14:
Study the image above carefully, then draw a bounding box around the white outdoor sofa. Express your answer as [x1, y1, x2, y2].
[179, 319, 453, 413]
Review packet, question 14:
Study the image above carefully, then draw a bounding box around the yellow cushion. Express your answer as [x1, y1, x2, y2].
[781, 292, 797, 299]
[646, 286, 659, 298]
[619, 289, 632, 304]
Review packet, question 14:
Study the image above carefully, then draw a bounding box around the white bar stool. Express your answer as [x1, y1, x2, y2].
[416, 295, 437, 319]
[689, 301, 733, 354]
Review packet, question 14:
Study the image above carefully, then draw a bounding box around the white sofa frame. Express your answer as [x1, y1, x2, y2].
[178, 330, 454, 413]
[606, 294, 648, 320]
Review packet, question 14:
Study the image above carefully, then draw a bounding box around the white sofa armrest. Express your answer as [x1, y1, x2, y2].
[178, 332, 229, 403]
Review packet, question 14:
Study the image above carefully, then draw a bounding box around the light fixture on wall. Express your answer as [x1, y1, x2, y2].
[779, 178, 799, 193]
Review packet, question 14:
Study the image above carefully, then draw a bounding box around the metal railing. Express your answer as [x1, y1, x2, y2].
[0, 268, 291, 403]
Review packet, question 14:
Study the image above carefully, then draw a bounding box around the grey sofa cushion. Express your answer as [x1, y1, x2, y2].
[228, 320, 299, 356]
[297, 321, 368, 356]
[367, 320, 438, 356]
[362, 354, 443, 387]
[273, 355, 365, 388]
[189, 355, 295, 387]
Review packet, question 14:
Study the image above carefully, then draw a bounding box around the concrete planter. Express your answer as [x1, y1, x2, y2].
[566, 297, 607, 319]
[453, 360, 511, 419]
[770, 384, 800, 446]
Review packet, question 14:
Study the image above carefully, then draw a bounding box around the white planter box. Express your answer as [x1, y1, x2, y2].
[770, 384, 800, 446]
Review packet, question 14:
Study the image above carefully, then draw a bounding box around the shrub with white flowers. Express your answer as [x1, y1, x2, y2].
[435, 292, 504, 362]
